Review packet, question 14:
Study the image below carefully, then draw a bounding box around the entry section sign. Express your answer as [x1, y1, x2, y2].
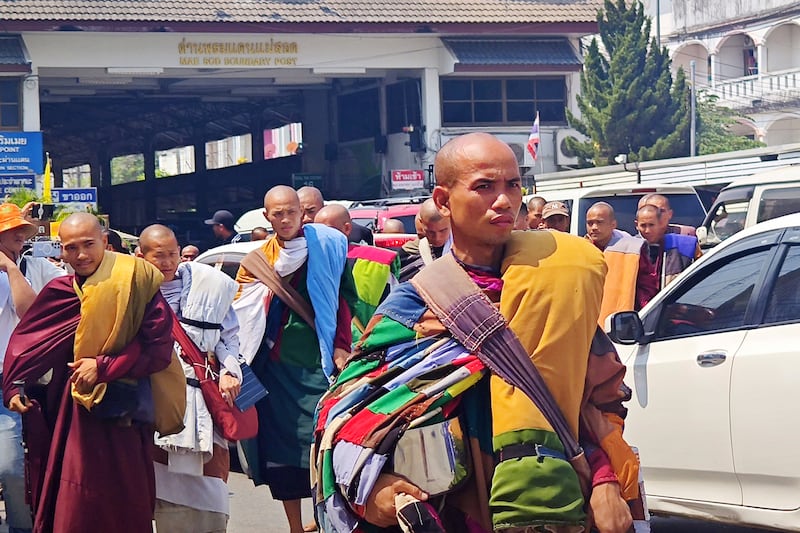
[0, 175, 35, 196]
[391, 169, 424, 191]
[0, 132, 44, 175]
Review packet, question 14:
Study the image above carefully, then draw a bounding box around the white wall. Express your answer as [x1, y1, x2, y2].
[767, 24, 800, 71]
[671, 0, 796, 32]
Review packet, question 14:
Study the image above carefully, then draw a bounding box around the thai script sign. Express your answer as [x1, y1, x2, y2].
[177, 38, 300, 67]
[0, 132, 44, 175]
[0, 175, 35, 196]
[391, 169, 425, 191]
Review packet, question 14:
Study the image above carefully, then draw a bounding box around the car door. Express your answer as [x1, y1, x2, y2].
[730, 228, 800, 510]
[625, 236, 780, 505]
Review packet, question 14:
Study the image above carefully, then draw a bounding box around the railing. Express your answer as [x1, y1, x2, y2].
[707, 67, 800, 108]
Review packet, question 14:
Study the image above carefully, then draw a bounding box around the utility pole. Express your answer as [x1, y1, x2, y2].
[656, 0, 661, 45]
[690, 60, 697, 157]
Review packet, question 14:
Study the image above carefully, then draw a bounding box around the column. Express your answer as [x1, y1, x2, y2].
[709, 54, 716, 88]
[143, 142, 157, 222]
[756, 43, 764, 80]
[21, 71, 41, 131]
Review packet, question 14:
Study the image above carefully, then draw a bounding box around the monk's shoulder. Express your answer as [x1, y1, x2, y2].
[506, 230, 604, 269]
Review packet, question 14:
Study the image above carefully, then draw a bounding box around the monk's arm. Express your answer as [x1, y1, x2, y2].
[96, 293, 174, 382]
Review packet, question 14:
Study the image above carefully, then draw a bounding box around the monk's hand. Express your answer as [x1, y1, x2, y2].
[219, 374, 240, 407]
[68, 358, 99, 393]
[589, 482, 632, 533]
[333, 348, 350, 371]
[21, 201, 36, 221]
[363, 473, 427, 527]
[8, 393, 31, 414]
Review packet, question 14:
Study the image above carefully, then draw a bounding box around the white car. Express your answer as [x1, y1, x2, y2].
[609, 213, 800, 530]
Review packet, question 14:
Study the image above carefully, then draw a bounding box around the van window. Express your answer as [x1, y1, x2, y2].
[577, 194, 706, 236]
[757, 187, 800, 224]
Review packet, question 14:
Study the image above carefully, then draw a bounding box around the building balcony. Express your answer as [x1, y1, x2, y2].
[706, 67, 800, 110]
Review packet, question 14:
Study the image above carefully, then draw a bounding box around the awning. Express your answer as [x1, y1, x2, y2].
[443, 38, 582, 72]
[0, 35, 31, 73]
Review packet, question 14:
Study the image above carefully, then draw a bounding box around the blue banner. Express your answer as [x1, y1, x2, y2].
[0, 175, 35, 197]
[0, 132, 44, 175]
[52, 187, 98, 204]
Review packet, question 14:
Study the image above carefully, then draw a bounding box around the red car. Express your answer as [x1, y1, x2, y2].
[349, 198, 427, 249]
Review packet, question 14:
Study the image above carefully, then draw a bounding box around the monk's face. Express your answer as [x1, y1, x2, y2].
[60, 222, 107, 278]
[423, 218, 450, 248]
[586, 206, 616, 249]
[435, 137, 522, 254]
[636, 210, 665, 245]
[142, 235, 181, 282]
[265, 193, 303, 241]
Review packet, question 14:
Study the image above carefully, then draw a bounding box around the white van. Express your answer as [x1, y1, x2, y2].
[696, 165, 800, 248]
[527, 183, 709, 236]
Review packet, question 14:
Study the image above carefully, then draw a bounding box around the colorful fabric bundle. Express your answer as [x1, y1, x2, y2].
[312, 336, 486, 533]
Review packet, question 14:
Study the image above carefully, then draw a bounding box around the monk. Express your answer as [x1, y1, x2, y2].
[2, 213, 175, 533]
[233, 186, 356, 533]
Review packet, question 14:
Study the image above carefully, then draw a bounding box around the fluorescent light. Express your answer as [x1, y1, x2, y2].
[312, 67, 366, 75]
[107, 67, 164, 75]
[79, 77, 133, 85]
[47, 88, 96, 96]
[230, 87, 281, 96]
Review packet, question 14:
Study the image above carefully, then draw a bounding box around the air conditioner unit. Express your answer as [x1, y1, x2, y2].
[507, 142, 527, 166]
[554, 128, 583, 167]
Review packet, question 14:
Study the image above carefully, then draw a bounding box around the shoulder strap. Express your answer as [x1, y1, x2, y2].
[410, 255, 581, 460]
[239, 249, 316, 331]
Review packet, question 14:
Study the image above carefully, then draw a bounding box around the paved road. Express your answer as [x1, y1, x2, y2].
[0, 475, 775, 532]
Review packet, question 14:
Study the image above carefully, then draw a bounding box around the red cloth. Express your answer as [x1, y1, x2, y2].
[635, 245, 659, 310]
[2, 275, 174, 533]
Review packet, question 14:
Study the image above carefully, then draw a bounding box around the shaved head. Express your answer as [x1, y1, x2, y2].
[59, 213, 107, 277]
[138, 224, 180, 281]
[264, 185, 303, 240]
[297, 186, 324, 224]
[587, 201, 616, 222]
[138, 224, 178, 254]
[382, 219, 406, 234]
[419, 198, 444, 225]
[638, 193, 670, 211]
[181, 244, 200, 261]
[315, 204, 352, 237]
[434, 132, 517, 189]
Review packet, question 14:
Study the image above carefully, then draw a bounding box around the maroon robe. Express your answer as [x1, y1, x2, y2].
[2, 276, 174, 533]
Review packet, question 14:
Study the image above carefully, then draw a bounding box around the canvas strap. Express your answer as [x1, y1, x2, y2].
[240, 249, 316, 331]
[410, 254, 581, 460]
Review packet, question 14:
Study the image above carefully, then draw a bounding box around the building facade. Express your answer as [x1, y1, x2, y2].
[0, 0, 602, 239]
[645, 0, 800, 145]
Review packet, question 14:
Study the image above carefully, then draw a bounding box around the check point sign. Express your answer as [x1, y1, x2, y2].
[391, 169, 424, 191]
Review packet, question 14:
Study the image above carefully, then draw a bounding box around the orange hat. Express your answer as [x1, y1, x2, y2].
[0, 203, 37, 239]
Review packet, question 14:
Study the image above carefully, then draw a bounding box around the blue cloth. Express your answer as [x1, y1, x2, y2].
[375, 282, 428, 329]
[664, 232, 698, 258]
[305, 223, 349, 381]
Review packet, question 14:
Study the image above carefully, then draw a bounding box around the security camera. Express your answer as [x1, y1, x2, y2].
[614, 154, 628, 165]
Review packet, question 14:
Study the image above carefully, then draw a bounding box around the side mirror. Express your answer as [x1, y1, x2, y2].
[696, 225, 708, 245]
[607, 311, 646, 345]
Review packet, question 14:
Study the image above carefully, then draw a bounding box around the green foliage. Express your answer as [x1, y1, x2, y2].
[4, 188, 40, 207]
[110, 154, 146, 185]
[566, 0, 690, 166]
[696, 92, 765, 155]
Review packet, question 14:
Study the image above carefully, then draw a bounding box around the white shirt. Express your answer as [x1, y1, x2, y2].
[0, 256, 66, 367]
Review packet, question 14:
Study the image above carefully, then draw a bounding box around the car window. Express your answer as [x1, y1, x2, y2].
[764, 245, 800, 325]
[655, 248, 773, 339]
[707, 198, 750, 243]
[757, 187, 800, 224]
[577, 193, 706, 236]
[196, 252, 244, 279]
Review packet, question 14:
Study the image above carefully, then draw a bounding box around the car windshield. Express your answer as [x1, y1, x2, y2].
[578, 193, 707, 236]
[701, 186, 755, 245]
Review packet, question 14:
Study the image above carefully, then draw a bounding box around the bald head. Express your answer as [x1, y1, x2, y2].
[526, 196, 547, 229]
[181, 244, 200, 261]
[264, 185, 303, 240]
[59, 213, 107, 277]
[636, 204, 665, 244]
[587, 201, 616, 221]
[139, 224, 178, 255]
[315, 204, 352, 237]
[638, 193, 670, 211]
[419, 198, 444, 225]
[297, 186, 324, 224]
[382, 219, 406, 234]
[434, 132, 517, 189]
[586, 202, 617, 249]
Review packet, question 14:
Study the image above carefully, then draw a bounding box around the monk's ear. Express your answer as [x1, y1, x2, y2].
[432, 186, 451, 218]
[343, 222, 352, 237]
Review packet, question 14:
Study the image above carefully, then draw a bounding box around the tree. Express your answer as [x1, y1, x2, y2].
[566, 0, 690, 166]
[696, 92, 764, 155]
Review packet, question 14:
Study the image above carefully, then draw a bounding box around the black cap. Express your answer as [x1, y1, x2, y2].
[204, 209, 235, 230]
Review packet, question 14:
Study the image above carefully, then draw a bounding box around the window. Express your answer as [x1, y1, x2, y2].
[338, 88, 380, 142]
[156, 146, 195, 177]
[110, 154, 145, 185]
[206, 134, 252, 170]
[764, 246, 800, 325]
[656, 248, 773, 338]
[62, 164, 92, 188]
[757, 187, 800, 224]
[386, 80, 422, 134]
[0, 79, 21, 129]
[441, 78, 566, 126]
[264, 122, 303, 160]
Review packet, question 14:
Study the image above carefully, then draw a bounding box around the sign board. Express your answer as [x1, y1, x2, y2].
[291, 173, 323, 189]
[391, 169, 425, 191]
[0, 174, 35, 196]
[0, 132, 44, 175]
[51, 187, 98, 205]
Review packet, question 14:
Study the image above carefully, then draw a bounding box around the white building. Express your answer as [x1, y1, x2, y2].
[645, 0, 800, 145]
[0, 0, 604, 237]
